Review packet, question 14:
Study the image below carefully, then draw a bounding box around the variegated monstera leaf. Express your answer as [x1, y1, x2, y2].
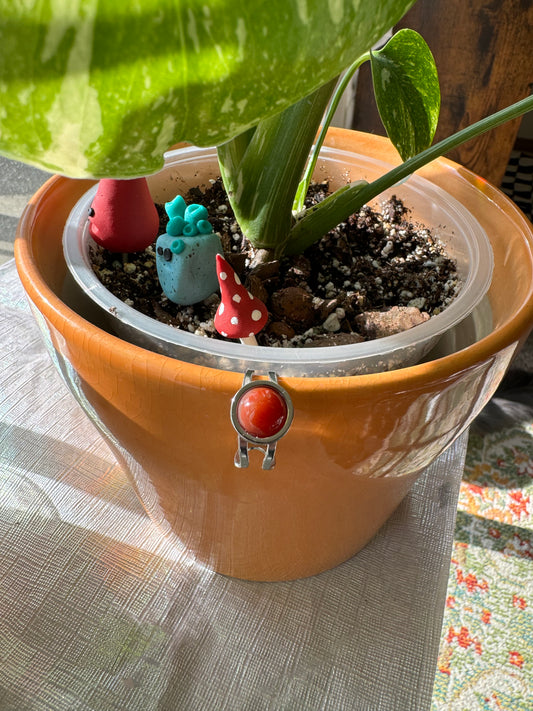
[0, 0, 415, 178]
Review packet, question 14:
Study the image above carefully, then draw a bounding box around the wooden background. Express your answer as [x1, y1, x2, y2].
[351, 0, 533, 185]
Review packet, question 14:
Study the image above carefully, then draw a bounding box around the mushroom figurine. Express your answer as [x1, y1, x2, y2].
[214, 254, 268, 345]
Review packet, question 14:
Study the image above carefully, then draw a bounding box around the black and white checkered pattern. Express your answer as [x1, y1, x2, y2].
[501, 150, 533, 223]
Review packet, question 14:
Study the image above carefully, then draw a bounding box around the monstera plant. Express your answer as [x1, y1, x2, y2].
[0, 1, 421, 177]
[6, 0, 533, 582]
[1, 0, 531, 261]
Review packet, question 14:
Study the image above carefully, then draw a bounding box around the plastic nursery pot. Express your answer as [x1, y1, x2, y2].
[62, 143, 494, 376]
[15, 129, 533, 581]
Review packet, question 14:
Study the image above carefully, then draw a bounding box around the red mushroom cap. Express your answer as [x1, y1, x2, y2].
[214, 254, 268, 339]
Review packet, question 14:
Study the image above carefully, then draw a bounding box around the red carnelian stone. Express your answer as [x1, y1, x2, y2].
[237, 386, 288, 439]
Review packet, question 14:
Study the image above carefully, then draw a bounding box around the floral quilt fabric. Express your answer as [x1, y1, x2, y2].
[432, 421, 533, 710]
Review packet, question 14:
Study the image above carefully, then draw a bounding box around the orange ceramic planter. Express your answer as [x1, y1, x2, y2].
[15, 130, 533, 580]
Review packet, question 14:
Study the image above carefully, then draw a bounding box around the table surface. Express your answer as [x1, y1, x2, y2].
[0, 257, 468, 710]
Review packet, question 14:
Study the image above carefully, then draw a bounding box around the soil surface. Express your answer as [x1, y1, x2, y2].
[90, 178, 460, 348]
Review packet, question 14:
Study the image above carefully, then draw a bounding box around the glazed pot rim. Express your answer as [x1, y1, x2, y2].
[14, 130, 533, 392]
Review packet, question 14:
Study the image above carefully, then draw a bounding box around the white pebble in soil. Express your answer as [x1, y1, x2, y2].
[323, 312, 341, 332]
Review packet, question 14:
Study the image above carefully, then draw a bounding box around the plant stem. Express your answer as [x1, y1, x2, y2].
[293, 53, 370, 214]
[287, 93, 533, 255]
[217, 78, 337, 256]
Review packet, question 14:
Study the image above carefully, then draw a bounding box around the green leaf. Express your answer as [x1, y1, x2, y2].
[370, 29, 440, 160]
[0, 0, 417, 177]
[218, 79, 337, 254]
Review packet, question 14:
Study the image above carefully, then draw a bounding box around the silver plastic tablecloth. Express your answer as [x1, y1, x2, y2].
[0, 260, 467, 711]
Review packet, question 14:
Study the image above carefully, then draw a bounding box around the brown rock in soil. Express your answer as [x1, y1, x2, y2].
[355, 306, 430, 339]
[248, 249, 277, 270]
[248, 259, 280, 281]
[246, 275, 269, 303]
[267, 321, 296, 340]
[270, 287, 316, 327]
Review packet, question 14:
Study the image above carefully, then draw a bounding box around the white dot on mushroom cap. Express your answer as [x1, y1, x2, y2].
[232, 294, 241, 303]
[249, 332, 254, 337]
[247, 291, 254, 300]
[220, 271, 227, 280]
[251, 309, 263, 321]
[231, 316, 239, 325]
[234, 273, 241, 285]
[221, 331, 227, 337]
[219, 303, 224, 314]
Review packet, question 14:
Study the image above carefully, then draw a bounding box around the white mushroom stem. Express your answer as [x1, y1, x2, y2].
[239, 335, 258, 346]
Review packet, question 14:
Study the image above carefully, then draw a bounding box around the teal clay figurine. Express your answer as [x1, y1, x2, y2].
[156, 195, 222, 305]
